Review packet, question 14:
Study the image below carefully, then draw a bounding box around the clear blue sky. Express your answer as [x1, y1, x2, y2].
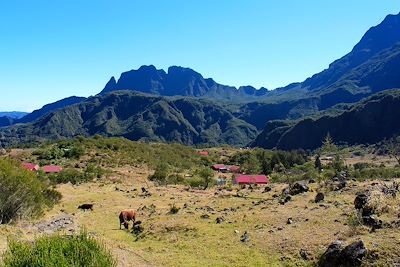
[0, 0, 399, 112]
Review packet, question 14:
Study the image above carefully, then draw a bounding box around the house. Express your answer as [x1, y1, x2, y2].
[198, 151, 209, 156]
[233, 175, 269, 185]
[211, 164, 228, 172]
[42, 165, 63, 173]
[228, 165, 240, 173]
[22, 162, 39, 172]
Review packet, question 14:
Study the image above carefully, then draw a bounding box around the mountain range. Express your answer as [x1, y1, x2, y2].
[1, 12, 400, 149]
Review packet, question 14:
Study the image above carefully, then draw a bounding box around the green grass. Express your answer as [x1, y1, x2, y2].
[1, 231, 116, 267]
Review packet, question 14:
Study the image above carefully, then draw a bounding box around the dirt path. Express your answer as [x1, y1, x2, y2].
[111, 244, 154, 267]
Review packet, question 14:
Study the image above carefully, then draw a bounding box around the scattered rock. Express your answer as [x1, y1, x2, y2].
[287, 218, 293, 225]
[263, 186, 272, 193]
[340, 240, 368, 266]
[234, 230, 239, 234]
[216, 217, 224, 224]
[308, 178, 316, 184]
[279, 195, 292, 205]
[319, 240, 367, 267]
[334, 180, 347, 191]
[289, 181, 309, 195]
[354, 193, 369, 210]
[315, 192, 325, 203]
[200, 214, 210, 219]
[240, 231, 250, 243]
[299, 248, 309, 260]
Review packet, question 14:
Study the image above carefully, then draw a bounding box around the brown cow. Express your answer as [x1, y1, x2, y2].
[119, 210, 136, 229]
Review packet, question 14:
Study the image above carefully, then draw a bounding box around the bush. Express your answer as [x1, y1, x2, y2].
[1, 231, 116, 267]
[0, 158, 59, 224]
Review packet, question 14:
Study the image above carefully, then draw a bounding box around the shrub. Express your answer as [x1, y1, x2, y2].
[186, 176, 207, 188]
[0, 158, 59, 224]
[1, 231, 116, 267]
[149, 163, 169, 185]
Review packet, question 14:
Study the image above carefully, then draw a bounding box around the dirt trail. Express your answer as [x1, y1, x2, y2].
[111, 244, 154, 267]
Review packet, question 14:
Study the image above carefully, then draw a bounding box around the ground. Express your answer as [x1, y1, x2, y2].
[1, 161, 400, 267]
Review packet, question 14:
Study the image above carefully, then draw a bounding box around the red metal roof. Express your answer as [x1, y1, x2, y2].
[234, 175, 269, 184]
[198, 151, 209, 155]
[228, 165, 240, 172]
[211, 164, 227, 170]
[42, 165, 63, 173]
[22, 162, 39, 171]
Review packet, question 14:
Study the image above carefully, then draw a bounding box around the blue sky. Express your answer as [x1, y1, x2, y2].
[0, 0, 399, 112]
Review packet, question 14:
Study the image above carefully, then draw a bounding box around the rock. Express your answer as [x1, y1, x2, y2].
[354, 193, 369, 210]
[315, 192, 325, 203]
[289, 181, 309, 195]
[318, 240, 343, 267]
[299, 248, 309, 260]
[282, 187, 290, 196]
[308, 178, 316, 184]
[132, 224, 144, 235]
[334, 180, 347, 191]
[319, 240, 367, 267]
[240, 231, 250, 243]
[263, 186, 272, 193]
[216, 217, 224, 224]
[363, 215, 383, 230]
[200, 214, 210, 219]
[340, 240, 367, 266]
[234, 230, 239, 234]
[287, 218, 293, 225]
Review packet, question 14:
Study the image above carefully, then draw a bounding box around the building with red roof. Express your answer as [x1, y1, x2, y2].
[228, 165, 241, 173]
[233, 175, 269, 185]
[211, 164, 228, 172]
[42, 165, 63, 173]
[22, 162, 39, 172]
[198, 151, 209, 156]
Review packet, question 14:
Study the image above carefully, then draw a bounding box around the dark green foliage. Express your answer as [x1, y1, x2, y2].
[1, 231, 116, 267]
[230, 149, 308, 175]
[350, 166, 400, 181]
[197, 167, 214, 190]
[49, 165, 105, 185]
[1, 91, 258, 147]
[149, 163, 169, 185]
[255, 90, 400, 150]
[314, 155, 322, 171]
[0, 158, 60, 224]
[33, 142, 85, 161]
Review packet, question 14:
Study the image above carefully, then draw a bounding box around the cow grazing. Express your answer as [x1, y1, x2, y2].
[78, 203, 94, 211]
[119, 210, 136, 229]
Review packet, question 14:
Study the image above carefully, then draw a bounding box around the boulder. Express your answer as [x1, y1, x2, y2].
[319, 240, 367, 267]
[315, 192, 325, 203]
[240, 231, 250, 243]
[216, 217, 224, 224]
[354, 193, 369, 210]
[289, 181, 309, 195]
[340, 240, 367, 266]
[319, 240, 343, 267]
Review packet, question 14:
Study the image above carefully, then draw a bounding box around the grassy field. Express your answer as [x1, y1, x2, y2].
[1, 141, 400, 266]
[1, 162, 400, 266]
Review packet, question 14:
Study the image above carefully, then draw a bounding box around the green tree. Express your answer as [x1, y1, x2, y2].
[386, 136, 400, 165]
[314, 154, 322, 171]
[242, 153, 261, 174]
[321, 133, 337, 154]
[149, 163, 169, 185]
[198, 167, 214, 190]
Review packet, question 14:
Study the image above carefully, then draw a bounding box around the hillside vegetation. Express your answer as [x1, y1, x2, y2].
[253, 90, 400, 149]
